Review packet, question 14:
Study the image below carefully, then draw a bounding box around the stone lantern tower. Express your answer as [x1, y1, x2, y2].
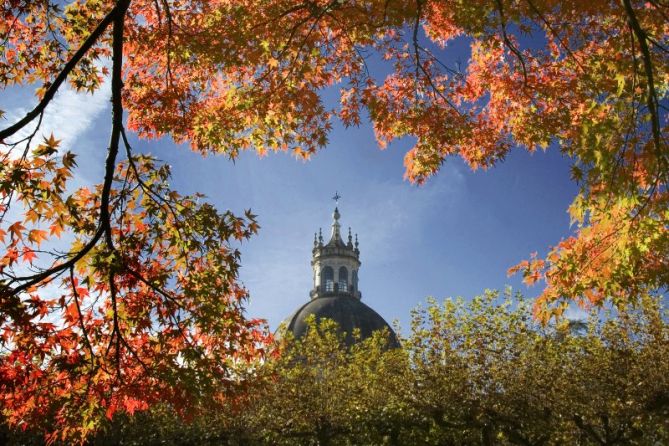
[310, 206, 361, 300]
[282, 200, 399, 348]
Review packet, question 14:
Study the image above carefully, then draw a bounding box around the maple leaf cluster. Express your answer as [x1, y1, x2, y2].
[0, 142, 269, 441]
[121, 0, 667, 317]
[1, 0, 270, 442]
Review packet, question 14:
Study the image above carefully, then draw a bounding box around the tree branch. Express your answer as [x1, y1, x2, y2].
[621, 0, 667, 173]
[0, 3, 121, 141]
[4, 0, 132, 302]
[495, 0, 528, 84]
[70, 266, 95, 364]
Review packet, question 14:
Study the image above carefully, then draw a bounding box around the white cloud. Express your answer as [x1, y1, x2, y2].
[5, 79, 111, 152]
[564, 304, 588, 321]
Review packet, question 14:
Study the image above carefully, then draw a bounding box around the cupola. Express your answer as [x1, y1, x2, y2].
[310, 206, 361, 300]
[281, 195, 399, 348]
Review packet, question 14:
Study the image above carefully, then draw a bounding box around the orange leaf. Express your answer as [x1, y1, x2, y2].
[49, 222, 64, 238]
[106, 403, 117, 420]
[65, 302, 80, 322]
[44, 133, 61, 149]
[123, 396, 146, 415]
[27, 229, 48, 246]
[8, 222, 26, 240]
[22, 249, 37, 264]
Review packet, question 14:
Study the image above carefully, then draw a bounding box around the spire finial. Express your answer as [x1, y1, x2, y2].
[330, 207, 342, 242]
[348, 227, 353, 246]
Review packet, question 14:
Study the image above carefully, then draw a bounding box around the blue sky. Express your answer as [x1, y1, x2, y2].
[2, 33, 580, 333]
[142, 120, 578, 332]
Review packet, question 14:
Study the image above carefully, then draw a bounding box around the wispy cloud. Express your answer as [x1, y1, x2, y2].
[5, 80, 110, 151]
[1, 77, 111, 225]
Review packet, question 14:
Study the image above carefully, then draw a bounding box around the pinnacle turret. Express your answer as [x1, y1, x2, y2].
[310, 197, 361, 300]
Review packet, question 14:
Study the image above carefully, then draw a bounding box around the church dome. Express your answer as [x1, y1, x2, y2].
[283, 295, 400, 348]
[280, 199, 399, 348]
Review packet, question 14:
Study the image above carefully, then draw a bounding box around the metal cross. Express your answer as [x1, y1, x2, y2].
[332, 191, 341, 205]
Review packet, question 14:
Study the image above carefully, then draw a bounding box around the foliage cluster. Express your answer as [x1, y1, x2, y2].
[7, 291, 666, 446]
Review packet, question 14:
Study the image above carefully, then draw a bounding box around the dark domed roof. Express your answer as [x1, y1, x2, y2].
[283, 295, 400, 348]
